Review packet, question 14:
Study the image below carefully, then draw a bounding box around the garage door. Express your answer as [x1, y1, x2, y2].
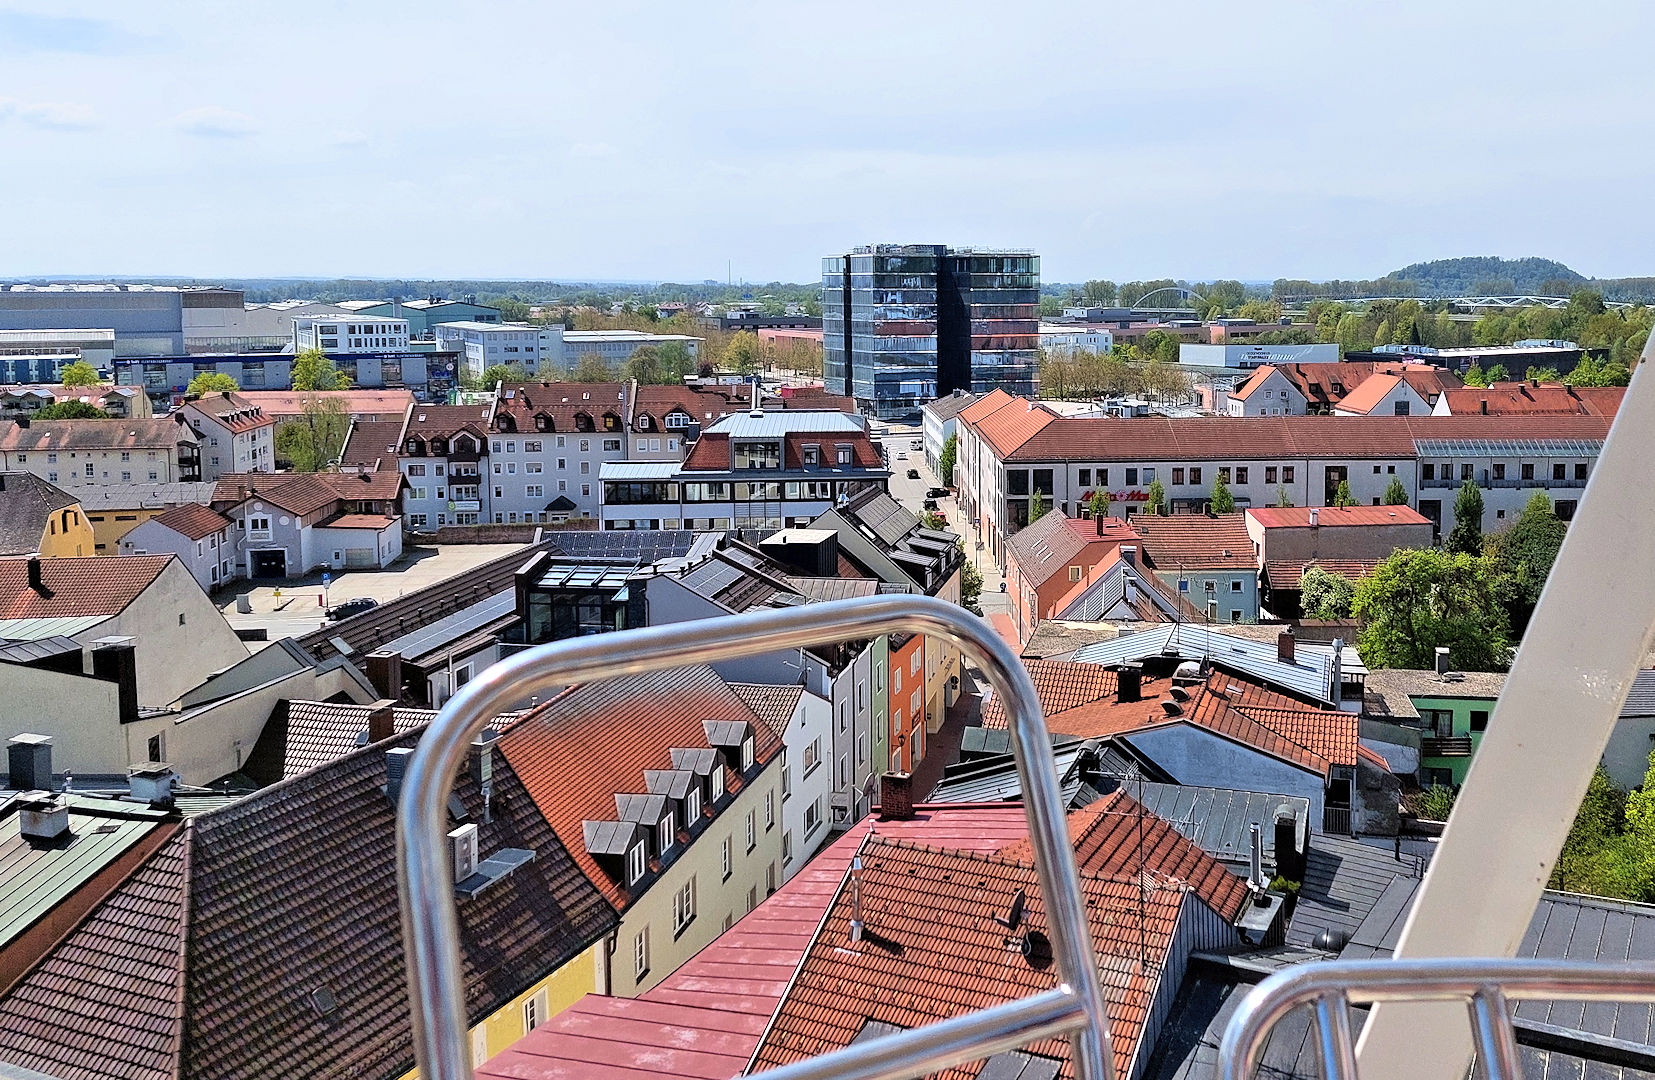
[344, 547, 376, 568]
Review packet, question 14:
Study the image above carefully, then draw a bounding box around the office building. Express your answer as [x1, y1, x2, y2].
[114, 350, 458, 407]
[291, 314, 410, 353]
[0, 284, 242, 358]
[350, 298, 502, 337]
[1179, 342, 1340, 369]
[434, 322, 550, 379]
[0, 328, 117, 382]
[561, 329, 701, 369]
[822, 245, 1040, 418]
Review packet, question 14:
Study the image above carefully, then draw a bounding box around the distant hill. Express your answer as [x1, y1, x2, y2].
[1386, 256, 1585, 296]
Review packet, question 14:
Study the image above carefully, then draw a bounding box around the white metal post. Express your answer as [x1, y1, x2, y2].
[1354, 347, 1655, 1079]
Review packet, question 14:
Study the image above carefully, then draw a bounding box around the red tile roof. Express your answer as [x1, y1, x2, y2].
[235, 389, 416, 420]
[498, 665, 784, 910]
[981, 659, 1117, 730]
[318, 513, 396, 530]
[731, 683, 805, 738]
[968, 396, 1059, 458]
[480, 806, 1028, 1080]
[317, 469, 406, 503]
[339, 419, 406, 467]
[1439, 383, 1624, 417]
[999, 790, 1250, 921]
[749, 836, 1185, 1080]
[1005, 512, 1137, 591]
[0, 553, 173, 618]
[955, 387, 1016, 426]
[184, 391, 274, 434]
[1330, 372, 1406, 416]
[1263, 559, 1381, 590]
[682, 431, 731, 469]
[404, 403, 494, 440]
[1247, 505, 1430, 529]
[496, 382, 629, 434]
[151, 502, 231, 540]
[0, 417, 191, 452]
[1131, 513, 1255, 571]
[211, 472, 340, 516]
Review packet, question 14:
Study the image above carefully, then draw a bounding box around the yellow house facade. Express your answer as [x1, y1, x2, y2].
[0, 472, 94, 557]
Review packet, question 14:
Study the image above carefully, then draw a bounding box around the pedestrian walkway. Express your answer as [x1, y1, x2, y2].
[910, 677, 981, 799]
[988, 612, 1021, 653]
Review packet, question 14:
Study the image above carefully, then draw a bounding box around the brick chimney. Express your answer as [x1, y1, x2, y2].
[26, 556, 47, 596]
[366, 699, 397, 743]
[879, 771, 914, 820]
[1117, 662, 1142, 703]
[1277, 627, 1295, 663]
[365, 650, 403, 702]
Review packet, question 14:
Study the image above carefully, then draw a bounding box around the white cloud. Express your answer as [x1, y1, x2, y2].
[174, 106, 257, 138]
[14, 102, 98, 131]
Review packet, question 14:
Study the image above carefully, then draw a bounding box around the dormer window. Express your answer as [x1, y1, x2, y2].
[666, 410, 691, 428]
[628, 842, 646, 883]
[742, 736, 755, 771]
[803, 444, 820, 467]
[406, 439, 422, 454]
[431, 438, 448, 455]
[712, 765, 725, 801]
[535, 415, 548, 431]
[604, 412, 620, 431]
[837, 444, 853, 466]
[657, 812, 674, 855]
[686, 785, 702, 822]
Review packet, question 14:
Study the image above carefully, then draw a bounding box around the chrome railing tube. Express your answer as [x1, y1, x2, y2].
[396, 593, 1115, 1080]
[1218, 958, 1655, 1080]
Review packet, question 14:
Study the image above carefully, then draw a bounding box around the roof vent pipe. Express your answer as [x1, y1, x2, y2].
[1435, 645, 1451, 677]
[1308, 507, 1319, 527]
[849, 855, 865, 943]
[1249, 823, 1267, 893]
[385, 746, 414, 803]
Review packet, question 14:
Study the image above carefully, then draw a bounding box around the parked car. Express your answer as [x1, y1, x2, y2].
[910, 439, 923, 450]
[926, 486, 949, 498]
[897, 452, 907, 460]
[327, 597, 379, 621]
[923, 498, 939, 511]
[907, 468, 921, 479]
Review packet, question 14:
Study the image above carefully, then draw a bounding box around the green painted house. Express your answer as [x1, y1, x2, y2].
[1362, 669, 1506, 785]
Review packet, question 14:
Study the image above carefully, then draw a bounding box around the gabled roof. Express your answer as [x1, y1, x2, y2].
[210, 472, 339, 516]
[1006, 511, 1137, 589]
[0, 732, 617, 1080]
[922, 390, 979, 422]
[998, 790, 1251, 921]
[149, 502, 232, 541]
[1330, 372, 1406, 415]
[1263, 559, 1380, 590]
[0, 473, 77, 555]
[181, 391, 273, 434]
[731, 682, 805, 738]
[479, 806, 1029, 1080]
[1132, 514, 1255, 572]
[1229, 365, 1288, 403]
[1247, 505, 1430, 528]
[0, 417, 192, 452]
[1439, 383, 1624, 417]
[339, 419, 406, 467]
[234, 389, 417, 420]
[244, 699, 523, 783]
[981, 659, 1117, 730]
[403, 403, 494, 440]
[495, 381, 628, 433]
[498, 665, 783, 909]
[749, 835, 1187, 1080]
[0, 553, 173, 619]
[968, 395, 1060, 457]
[955, 387, 1016, 426]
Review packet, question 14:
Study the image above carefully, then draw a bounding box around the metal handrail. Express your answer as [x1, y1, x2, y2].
[395, 593, 1114, 1080]
[1218, 957, 1655, 1080]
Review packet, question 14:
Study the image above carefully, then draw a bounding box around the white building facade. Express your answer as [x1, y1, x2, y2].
[292, 314, 410, 354]
[433, 322, 547, 380]
[1180, 342, 1340, 369]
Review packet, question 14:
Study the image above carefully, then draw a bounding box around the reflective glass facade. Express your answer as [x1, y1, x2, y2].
[822, 245, 1039, 418]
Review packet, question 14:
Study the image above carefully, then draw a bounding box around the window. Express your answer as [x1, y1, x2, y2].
[634, 928, 649, 980]
[1282, 466, 1294, 483]
[1493, 463, 1505, 480]
[747, 886, 758, 913]
[525, 440, 542, 452]
[686, 785, 701, 822]
[1394, 400, 1410, 415]
[1235, 467, 1249, 485]
[147, 733, 164, 762]
[746, 810, 756, 852]
[1265, 466, 1277, 484]
[1423, 463, 1435, 481]
[742, 734, 755, 770]
[1125, 467, 1138, 485]
[628, 842, 646, 883]
[1190, 467, 1202, 484]
[856, 731, 866, 765]
[1217, 467, 1231, 483]
[1575, 463, 1588, 481]
[1172, 467, 1185, 485]
[672, 877, 696, 934]
[783, 830, 794, 864]
[1078, 468, 1091, 485]
[764, 789, 774, 829]
[1522, 462, 1535, 480]
[1462, 463, 1474, 481]
[604, 438, 622, 451]
[803, 737, 821, 774]
[526, 484, 543, 498]
[523, 989, 548, 1032]
[1471, 710, 1490, 732]
[85, 462, 94, 478]
[721, 835, 732, 879]
[1231, 579, 1243, 592]
[712, 764, 726, 800]
[527, 462, 542, 473]
[804, 796, 822, 834]
[657, 812, 674, 855]
[1069, 565, 1082, 582]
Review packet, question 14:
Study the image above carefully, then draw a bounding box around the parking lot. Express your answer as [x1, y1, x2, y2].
[217, 542, 531, 643]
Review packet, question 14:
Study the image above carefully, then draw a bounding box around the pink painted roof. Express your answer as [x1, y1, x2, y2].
[479, 806, 1028, 1080]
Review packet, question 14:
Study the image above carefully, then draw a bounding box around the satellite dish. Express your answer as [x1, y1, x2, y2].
[993, 888, 1026, 931]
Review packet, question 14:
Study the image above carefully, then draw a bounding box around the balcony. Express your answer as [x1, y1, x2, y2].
[1422, 735, 1474, 757]
[1322, 805, 1352, 835]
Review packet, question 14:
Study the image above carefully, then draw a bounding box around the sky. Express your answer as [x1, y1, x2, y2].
[2, 0, 1654, 285]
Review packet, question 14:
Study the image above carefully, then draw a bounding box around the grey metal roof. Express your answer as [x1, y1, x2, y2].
[644, 769, 694, 800]
[598, 460, 679, 480]
[1287, 834, 1429, 951]
[1129, 782, 1310, 872]
[379, 590, 516, 662]
[703, 719, 749, 746]
[0, 616, 107, 640]
[707, 411, 866, 438]
[0, 635, 82, 665]
[928, 741, 1099, 804]
[1622, 669, 1655, 717]
[669, 747, 718, 775]
[614, 792, 667, 825]
[1414, 436, 1603, 457]
[1072, 624, 1337, 704]
[582, 819, 635, 856]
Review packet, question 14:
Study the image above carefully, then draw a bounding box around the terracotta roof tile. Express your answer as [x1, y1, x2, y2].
[749, 836, 1186, 1080]
[970, 397, 1059, 457]
[495, 382, 628, 434]
[499, 665, 784, 909]
[339, 419, 406, 466]
[1331, 373, 1405, 416]
[1263, 559, 1381, 590]
[404, 403, 494, 439]
[183, 391, 273, 434]
[210, 472, 339, 516]
[235, 389, 416, 421]
[244, 699, 521, 783]
[955, 387, 1016, 426]
[150, 502, 231, 541]
[0, 553, 173, 619]
[1247, 505, 1430, 529]
[999, 790, 1251, 921]
[731, 683, 806, 738]
[980, 659, 1118, 730]
[0, 734, 617, 1080]
[1131, 514, 1255, 571]
[1440, 383, 1624, 417]
[317, 468, 405, 502]
[0, 417, 191, 452]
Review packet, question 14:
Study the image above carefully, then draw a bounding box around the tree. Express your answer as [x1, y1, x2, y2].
[35, 400, 110, 420]
[1487, 491, 1567, 635]
[1462, 364, 1489, 388]
[1209, 474, 1235, 514]
[938, 433, 957, 487]
[1089, 489, 1111, 520]
[291, 348, 352, 391]
[572, 354, 613, 382]
[1352, 548, 1511, 671]
[1485, 363, 1509, 383]
[1027, 490, 1048, 525]
[723, 332, 763, 375]
[621, 346, 665, 385]
[1333, 479, 1355, 508]
[921, 510, 945, 530]
[187, 372, 239, 395]
[274, 396, 351, 472]
[1144, 479, 1166, 516]
[959, 554, 984, 616]
[489, 297, 532, 321]
[1547, 762, 1655, 902]
[479, 364, 526, 387]
[1300, 566, 1356, 619]
[1275, 485, 1294, 507]
[1525, 366, 1561, 383]
[1446, 479, 1485, 555]
[59, 361, 99, 387]
[655, 340, 696, 384]
[1383, 476, 1410, 505]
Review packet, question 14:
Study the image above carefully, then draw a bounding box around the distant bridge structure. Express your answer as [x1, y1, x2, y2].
[1275, 294, 1637, 311]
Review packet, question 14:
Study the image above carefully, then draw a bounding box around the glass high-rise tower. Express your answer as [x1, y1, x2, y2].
[822, 245, 1039, 419]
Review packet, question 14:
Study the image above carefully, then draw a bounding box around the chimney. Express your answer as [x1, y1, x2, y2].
[366, 699, 397, 744]
[7, 733, 53, 792]
[90, 638, 138, 725]
[1096, 512, 1104, 536]
[1308, 507, 1319, 527]
[1249, 823, 1266, 891]
[1435, 646, 1451, 677]
[26, 556, 46, 595]
[1331, 637, 1344, 704]
[1274, 806, 1306, 881]
[1117, 662, 1142, 703]
[127, 762, 178, 808]
[385, 746, 414, 804]
[1119, 544, 1136, 566]
[849, 854, 866, 942]
[366, 650, 403, 702]
[1277, 627, 1295, 664]
[879, 771, 914, 820]
[1479, 398, 1488, 415]
[18, 794, 69, 844]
